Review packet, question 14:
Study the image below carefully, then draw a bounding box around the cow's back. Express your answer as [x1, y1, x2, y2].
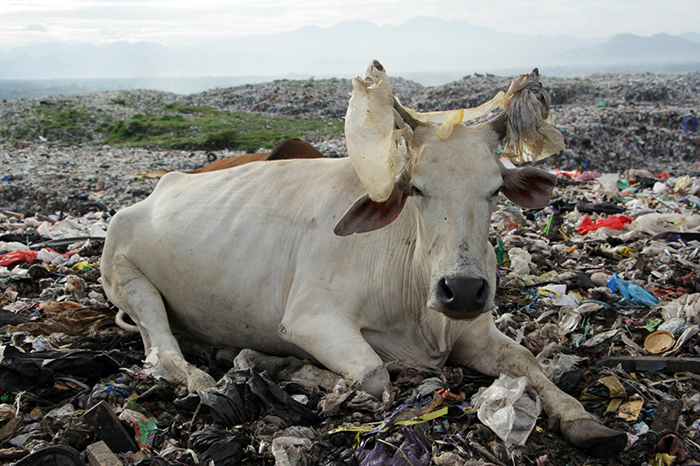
[102, 157, 367, 356]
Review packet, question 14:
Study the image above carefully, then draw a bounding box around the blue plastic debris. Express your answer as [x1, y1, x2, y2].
[607, 273, 659, 307]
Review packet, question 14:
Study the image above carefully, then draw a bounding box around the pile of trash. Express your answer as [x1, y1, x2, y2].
[0, 161, 698, 465]
[0, 72, 699, 465]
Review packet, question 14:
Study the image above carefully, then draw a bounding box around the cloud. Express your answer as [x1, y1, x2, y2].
[0, 0, 698, 49]
[24, 23, 48, 33]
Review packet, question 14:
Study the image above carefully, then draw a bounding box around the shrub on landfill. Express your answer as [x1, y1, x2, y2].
[100, 106, 343, 151]
[203, 129, 240, 150]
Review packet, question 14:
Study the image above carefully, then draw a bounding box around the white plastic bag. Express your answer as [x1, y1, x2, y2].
[472, 374, 542, 446]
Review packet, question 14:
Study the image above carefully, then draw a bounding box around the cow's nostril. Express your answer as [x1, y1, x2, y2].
[437, 276, 489, 314]
[475, 279, 488, 306]
[438, 277, 454, 301]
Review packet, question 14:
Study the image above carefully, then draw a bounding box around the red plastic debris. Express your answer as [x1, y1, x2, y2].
[0, 250, 40, 267]
[576, 214, 634, 235]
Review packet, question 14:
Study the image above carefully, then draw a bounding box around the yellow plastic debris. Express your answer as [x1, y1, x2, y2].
[616, 397, 644, 421]
[71, 260, 92, 272]
[674, 175, 691, 192]
[136, 170, 170, 179]
[328, 406, 448, 434]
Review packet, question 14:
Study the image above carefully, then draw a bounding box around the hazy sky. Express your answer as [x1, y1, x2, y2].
[1, 0, 698, 50]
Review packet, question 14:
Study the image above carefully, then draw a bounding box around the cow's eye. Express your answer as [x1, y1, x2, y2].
[412, 185, 426, 197]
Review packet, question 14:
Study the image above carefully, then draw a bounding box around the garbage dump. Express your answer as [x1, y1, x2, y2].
[0, 71, 698, 464]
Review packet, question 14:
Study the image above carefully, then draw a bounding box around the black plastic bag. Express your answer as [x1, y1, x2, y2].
[189, 425, 250, 466]
[181, 366, 321, 428]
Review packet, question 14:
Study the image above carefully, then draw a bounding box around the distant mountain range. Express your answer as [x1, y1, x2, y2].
[1, 17, 699, 87]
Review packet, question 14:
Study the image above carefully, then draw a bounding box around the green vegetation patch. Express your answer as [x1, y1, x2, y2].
[101, 103, 343, 152]
[2, 99, 343, 150]
[3, 101, 97, 145]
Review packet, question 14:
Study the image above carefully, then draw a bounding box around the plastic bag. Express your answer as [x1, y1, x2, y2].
[607, 273, 659, 307]
[359, 426, 431, 466]
[272, 436, 313, 466]
[345, 62, 564, 202]
[472, 374, 542, 446]
[631, 212, 700, 236]
[661, 293, 700, 325]
[505, 247, 532, 279]
[406, 69, 564, 163]
[0, 250, 39, 267]
[537, 349, 584, 384]
[576, 214, 634, 235]
[182, 366, 321, 428]
[189, 425, 250, 466]
[501, 69, 565, 163]
[345, 60, 411, 202]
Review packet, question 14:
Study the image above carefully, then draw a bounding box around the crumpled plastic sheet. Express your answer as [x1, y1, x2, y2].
[188, 425, 249, 466]
[501, 69, 565, 164]
[0, 345, 125, 392]
[661, 293, 700, 325]
[537, 343, 585, 384]
[358, 426, 431, 466]
[505, 247, 533, 279]
[272, 436, 314, 466]
[607, 273, 660, 307]
[471, 374, 542, 446]
[180, 366, 321, 428]
[576, 214, 634, 235]
[631, 212, 700, 236]
[0, 250, 39, 267]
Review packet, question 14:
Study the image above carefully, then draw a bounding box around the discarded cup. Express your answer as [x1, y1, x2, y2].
[644, 331, 675, 354]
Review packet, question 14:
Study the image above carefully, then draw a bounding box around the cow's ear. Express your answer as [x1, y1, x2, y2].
[501, 166, 556, 209]
[334, 186, 409, 236]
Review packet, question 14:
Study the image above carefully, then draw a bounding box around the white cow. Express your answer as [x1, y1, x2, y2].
[101, 61, 626, 457]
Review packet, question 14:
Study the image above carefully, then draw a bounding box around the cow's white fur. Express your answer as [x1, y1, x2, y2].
[103, 124, 589, 420]
[100, 63, 624, 455]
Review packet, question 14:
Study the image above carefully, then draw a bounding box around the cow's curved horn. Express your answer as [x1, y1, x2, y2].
[345, 60, 414, 203]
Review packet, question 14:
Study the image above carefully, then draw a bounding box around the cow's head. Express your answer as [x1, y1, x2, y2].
[335, 60, 559, 320]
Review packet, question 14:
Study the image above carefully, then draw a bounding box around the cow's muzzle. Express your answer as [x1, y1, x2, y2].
[437, 276, 489, 319]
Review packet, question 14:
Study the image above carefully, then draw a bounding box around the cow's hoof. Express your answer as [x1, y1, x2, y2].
[357, 367, 391, 399]
[561, 418, 628, 458]
[187, 370, 217, 393]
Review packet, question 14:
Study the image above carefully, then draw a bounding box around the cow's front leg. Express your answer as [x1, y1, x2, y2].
[103, 255, 216, 393]
[448, 314, 627, 458]
[278, 311, 389, 398]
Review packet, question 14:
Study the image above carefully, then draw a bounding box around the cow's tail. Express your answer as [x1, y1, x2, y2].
[115, 309, 139, 333]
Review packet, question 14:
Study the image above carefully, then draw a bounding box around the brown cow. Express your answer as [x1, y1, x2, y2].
[187, 137, 324, 174]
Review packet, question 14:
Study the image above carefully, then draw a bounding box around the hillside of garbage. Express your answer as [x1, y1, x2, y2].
[0, 72, 698, 465]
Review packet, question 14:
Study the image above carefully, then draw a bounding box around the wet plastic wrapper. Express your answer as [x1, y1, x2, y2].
[345, 60, 411, 202]
[472, 374, 542, 446]
[345, 62, 564, 203]
[501, 69, 565, 163]
[406, 68, 565, 163]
